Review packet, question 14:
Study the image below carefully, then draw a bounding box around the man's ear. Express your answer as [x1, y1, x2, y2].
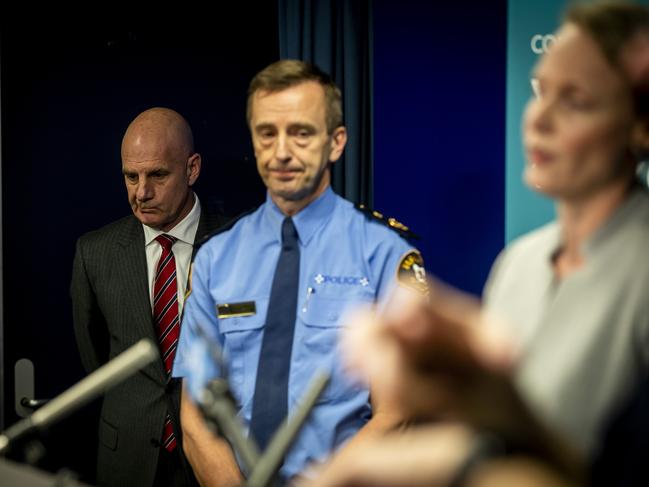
[328, 126, 348, 163]
[187, 153, 202, 186]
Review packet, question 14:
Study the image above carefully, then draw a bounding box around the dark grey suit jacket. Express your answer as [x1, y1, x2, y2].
[71, 206, 225, 487]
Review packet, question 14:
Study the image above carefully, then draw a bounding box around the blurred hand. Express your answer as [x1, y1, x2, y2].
[330, 279, 584, 484]
[340, 280, 518, 429]
[295, 423, 474, 487]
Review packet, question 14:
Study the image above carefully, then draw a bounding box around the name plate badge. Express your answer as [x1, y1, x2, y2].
[217, 301, 256, 318]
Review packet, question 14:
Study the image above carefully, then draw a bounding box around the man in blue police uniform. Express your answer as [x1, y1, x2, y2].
[172, 60, 423, 486]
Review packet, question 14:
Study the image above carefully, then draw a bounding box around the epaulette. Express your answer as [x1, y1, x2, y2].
[194, 206, 259, 254]
[355, 203, 420, 240]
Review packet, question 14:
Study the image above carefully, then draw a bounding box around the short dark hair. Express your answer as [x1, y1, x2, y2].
[246, 60, 343, 133]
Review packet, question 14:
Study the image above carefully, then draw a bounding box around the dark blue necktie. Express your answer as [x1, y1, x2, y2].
[250, 216, 300, 451]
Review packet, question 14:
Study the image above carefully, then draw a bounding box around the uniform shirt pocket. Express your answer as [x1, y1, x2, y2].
[217, 298, 268, 408]
[297, 294, 372, 402]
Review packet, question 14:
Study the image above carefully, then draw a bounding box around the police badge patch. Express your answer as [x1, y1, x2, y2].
[397, 250, 428, 294]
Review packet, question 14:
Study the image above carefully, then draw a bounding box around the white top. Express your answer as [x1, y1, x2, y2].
[484, 187, 649, 455]
[143, 194, 201, 315]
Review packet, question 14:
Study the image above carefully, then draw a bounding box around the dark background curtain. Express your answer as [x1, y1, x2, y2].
[372, 0, 507, 295]
[0, 5, 277, 481]
[278, 0, 374, 205]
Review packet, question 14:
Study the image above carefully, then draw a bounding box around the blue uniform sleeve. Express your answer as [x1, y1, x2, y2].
[367, 228, 419, 301]
[172, 246, 222, 402]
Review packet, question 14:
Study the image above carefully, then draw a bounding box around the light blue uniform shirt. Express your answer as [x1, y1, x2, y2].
[173, 187, 416, 478]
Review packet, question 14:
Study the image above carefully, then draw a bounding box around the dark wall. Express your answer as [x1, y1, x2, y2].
[2, 1, 508, 479]
[1, 7, 277, 481]
[373, 1, 507, 295]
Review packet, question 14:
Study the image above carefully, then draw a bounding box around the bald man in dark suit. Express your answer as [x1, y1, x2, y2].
[71, 108, 226, 487]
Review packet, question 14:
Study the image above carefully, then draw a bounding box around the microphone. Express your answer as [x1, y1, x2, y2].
[0, 338, 159, 455]
[246, 371, 329, 487]
[193, 323, 261, 474]
[192, 322, 330, 486]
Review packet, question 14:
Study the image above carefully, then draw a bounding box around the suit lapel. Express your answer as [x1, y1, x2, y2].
[112, 208, 225, 385]
[193, 205, 228, 258]
[116, 217, 168, 385]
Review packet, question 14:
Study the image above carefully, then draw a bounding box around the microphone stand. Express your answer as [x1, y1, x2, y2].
[193, 324, 330, 487]
[0, 338, 159, 455]
[199, 377, 260, 474]
[245, 372, 329, 487]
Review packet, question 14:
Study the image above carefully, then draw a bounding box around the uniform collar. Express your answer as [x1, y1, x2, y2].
[264, 187, 336, 246]
[143, 193, 201, 246]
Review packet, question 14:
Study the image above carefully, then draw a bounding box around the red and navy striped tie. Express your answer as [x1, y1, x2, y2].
[153, 234, 179, 452]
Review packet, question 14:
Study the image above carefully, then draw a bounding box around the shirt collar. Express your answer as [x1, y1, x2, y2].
[143, 193, 202, 246]
[263, 187, 336, 246]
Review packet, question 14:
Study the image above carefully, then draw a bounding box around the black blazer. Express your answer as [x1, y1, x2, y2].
[71, 206, 226, 487]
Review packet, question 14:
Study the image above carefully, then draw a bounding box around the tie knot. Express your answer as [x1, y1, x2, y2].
[281, 217, 298, 247]
[155, 234, 177, 252]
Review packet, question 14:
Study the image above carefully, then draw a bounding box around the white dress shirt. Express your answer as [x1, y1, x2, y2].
[143, 194, 201, 315]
